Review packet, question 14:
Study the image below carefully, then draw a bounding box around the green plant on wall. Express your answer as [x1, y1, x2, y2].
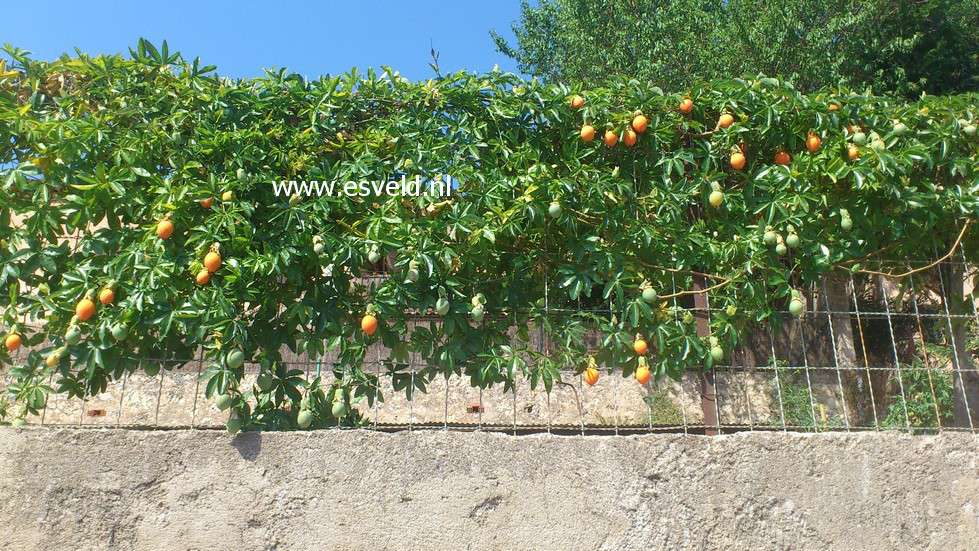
[1, 40, 977, 432]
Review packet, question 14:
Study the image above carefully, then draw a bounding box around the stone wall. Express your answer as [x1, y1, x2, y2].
[1, 428, 976, 550]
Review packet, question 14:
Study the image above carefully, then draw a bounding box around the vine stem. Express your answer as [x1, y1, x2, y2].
[658, 272, 737, 300]
[853, 220, 970, 279]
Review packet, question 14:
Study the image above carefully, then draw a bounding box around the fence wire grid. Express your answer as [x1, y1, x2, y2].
[3, 246, 979, 436]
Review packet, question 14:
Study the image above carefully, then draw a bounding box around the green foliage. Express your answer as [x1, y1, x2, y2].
[1, 41, 977, 429]
[882, 361, 954, 432]
[492, 0, 979, 96]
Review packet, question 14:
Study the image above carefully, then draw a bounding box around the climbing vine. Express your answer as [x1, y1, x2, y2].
[1, 40, 977, 431]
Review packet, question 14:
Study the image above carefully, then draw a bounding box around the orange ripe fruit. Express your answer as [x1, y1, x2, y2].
[46, 353, 60, 368]
[634, 338, 648, 356]
[604, 130, 618, 147]
[623, 128, 637, 147]
[203, 251, 222, 273]
[806, 135, 822, 153]
[4, 333, 21, 351]
[679, 98, 694, 114]
[774, 150, 791, 165]
[195, 270, 211, 285]
[98, 288, 115, 305]
[635, 365, 651, 385]
[632, 114, 648, 133]
[730, 151, 746, 170]
[848, 146, 860, 160]
[583, 366, 599, 386]
[361, 314, 378, 336]
[200, 197, 214, 209]
[75, 298, 96, 321]
[718, 113, 734, 128]
[570, 95, 584, 110]
[156, 219, 174, 239]
[829, 103, 840, 111]
[580, 125, 595, 142]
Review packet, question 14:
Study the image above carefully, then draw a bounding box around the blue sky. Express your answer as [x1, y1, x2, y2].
[2, 1, 526, 80]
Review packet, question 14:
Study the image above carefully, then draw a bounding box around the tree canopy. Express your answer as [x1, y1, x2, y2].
[491, 0, 979, 96]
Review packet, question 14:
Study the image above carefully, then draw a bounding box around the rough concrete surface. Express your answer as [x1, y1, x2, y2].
[0, 428, 977, 550]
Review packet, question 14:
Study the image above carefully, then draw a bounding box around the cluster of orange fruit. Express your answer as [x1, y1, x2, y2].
[572, 94, 649, 148]
[570, 94, 844, 173]
[154, 197, 226, 286]
[3, 194, 234, 360]
[578, 335, 653, 387]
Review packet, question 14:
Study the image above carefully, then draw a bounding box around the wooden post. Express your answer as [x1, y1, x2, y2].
[694, 275, 718, 435]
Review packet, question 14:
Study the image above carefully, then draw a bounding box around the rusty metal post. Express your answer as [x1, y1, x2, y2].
[693, 275, 718, 435]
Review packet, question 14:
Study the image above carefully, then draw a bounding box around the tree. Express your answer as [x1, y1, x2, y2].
[491, 0, 979, 96]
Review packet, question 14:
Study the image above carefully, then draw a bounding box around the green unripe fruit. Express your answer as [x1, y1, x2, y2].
[236, 167, 246, 181]
[214, 393, 232, 411]
[110, 324, 128, 342]
[892, 122, 907, 136]
[313, 242, 325, 254]
[852, 132, 867, 146]
[297, 409, 314, 429]
[368, 249, 381, 264]
[436, 297, 450, 315]
[144, 363, 161, 377]
[332, 400, 348, 418]
[841, 217, 853, 231]
[683, 312, 695, 325]
[226, 416, 242, 435]
[785, 233, 800, 249]
[11, 418, 27, 427]
[406, 268, 420, 282]
[471, 304, 484, 322]
[548, 201, 563, 219]
[641, 288, 658, 304]
[710, 346, 724, 361]
[763, 231, 778, 246]
[965, 125, 977, 137]
[726, 305, 737, 317]
[65, 328, 82, 346]
[775, 243, 788, 256]
[708, 190, 724, 207]
[256, 373, 273, 392]
[789, 298, 804, 317]
[226, 349, 246, 369]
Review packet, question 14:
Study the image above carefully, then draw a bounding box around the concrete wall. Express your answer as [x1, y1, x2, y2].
[1, 428, 977, 550]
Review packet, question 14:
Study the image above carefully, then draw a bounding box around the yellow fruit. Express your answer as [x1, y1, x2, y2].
[580, 125, 595, 142]
[75, 298, 96, 321]
[632, 114, 648, 133]
[98, 288, 115, 305]
[156, 219, 174, 239]
[203, 251, 222, 273]
[4, 333, 21, 351]
[604, 130, 618, 147]
[583, 366, 599, 386]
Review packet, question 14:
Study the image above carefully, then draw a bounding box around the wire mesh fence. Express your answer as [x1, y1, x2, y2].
[2, 250, 978, 435]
